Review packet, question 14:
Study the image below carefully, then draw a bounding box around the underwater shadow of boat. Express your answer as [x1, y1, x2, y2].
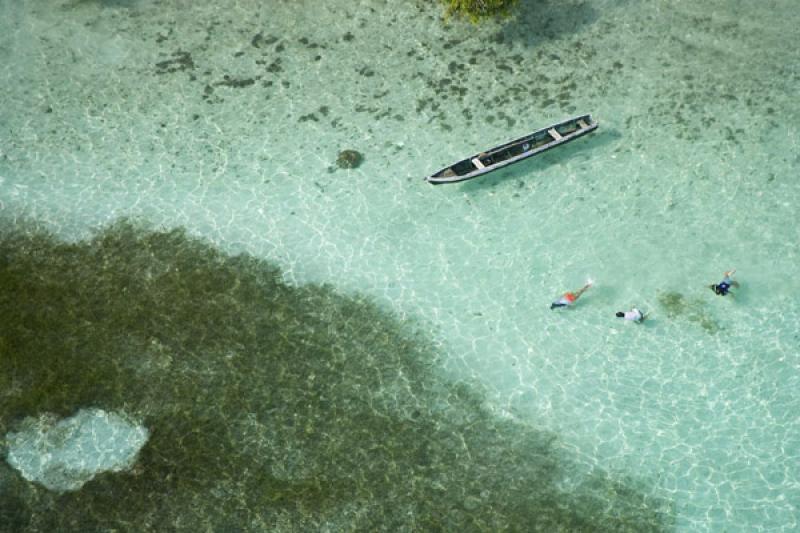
[459, 128, 621, 193]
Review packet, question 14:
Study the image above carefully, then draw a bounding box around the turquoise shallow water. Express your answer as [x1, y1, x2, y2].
[1, 0, 799, 530]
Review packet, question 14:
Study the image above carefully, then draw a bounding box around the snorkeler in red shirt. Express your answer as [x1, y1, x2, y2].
[550, 282, 593, 309]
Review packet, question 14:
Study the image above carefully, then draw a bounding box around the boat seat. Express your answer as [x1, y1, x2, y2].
[548, 128, 563, 141]
[471, 157, 485, 169]
[577, 119, 588, 129]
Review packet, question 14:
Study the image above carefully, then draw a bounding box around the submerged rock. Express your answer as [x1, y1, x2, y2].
[336, 149, 363, 169]
[5, 408, 149, 492]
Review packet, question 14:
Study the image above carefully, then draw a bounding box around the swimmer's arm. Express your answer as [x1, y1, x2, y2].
[725, 269, 740, 290]
[574, 283, 592, 298]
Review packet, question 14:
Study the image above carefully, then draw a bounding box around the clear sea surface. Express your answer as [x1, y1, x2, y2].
[1, 0, 799, 531]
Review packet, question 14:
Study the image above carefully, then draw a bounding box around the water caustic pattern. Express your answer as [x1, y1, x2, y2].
[1, 0, 800, 531]
[0, 222, 672, 531]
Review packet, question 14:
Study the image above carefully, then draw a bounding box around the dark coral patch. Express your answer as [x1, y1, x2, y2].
[155, 50, 194, 74]
[336, 149, 364, 169]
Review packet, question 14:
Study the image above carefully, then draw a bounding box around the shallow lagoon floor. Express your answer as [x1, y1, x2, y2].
[1, 0, 799, 530]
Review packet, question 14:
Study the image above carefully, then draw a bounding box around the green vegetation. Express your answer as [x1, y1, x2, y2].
[441, 0, 519, 22]
[0, 220, 673, 531]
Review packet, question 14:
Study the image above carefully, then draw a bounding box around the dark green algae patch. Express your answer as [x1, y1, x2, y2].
[0, 221, 673, 531]
[657, 291, 720, 333]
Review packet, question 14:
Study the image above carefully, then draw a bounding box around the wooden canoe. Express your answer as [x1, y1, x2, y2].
[425, 114, 598, 184]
